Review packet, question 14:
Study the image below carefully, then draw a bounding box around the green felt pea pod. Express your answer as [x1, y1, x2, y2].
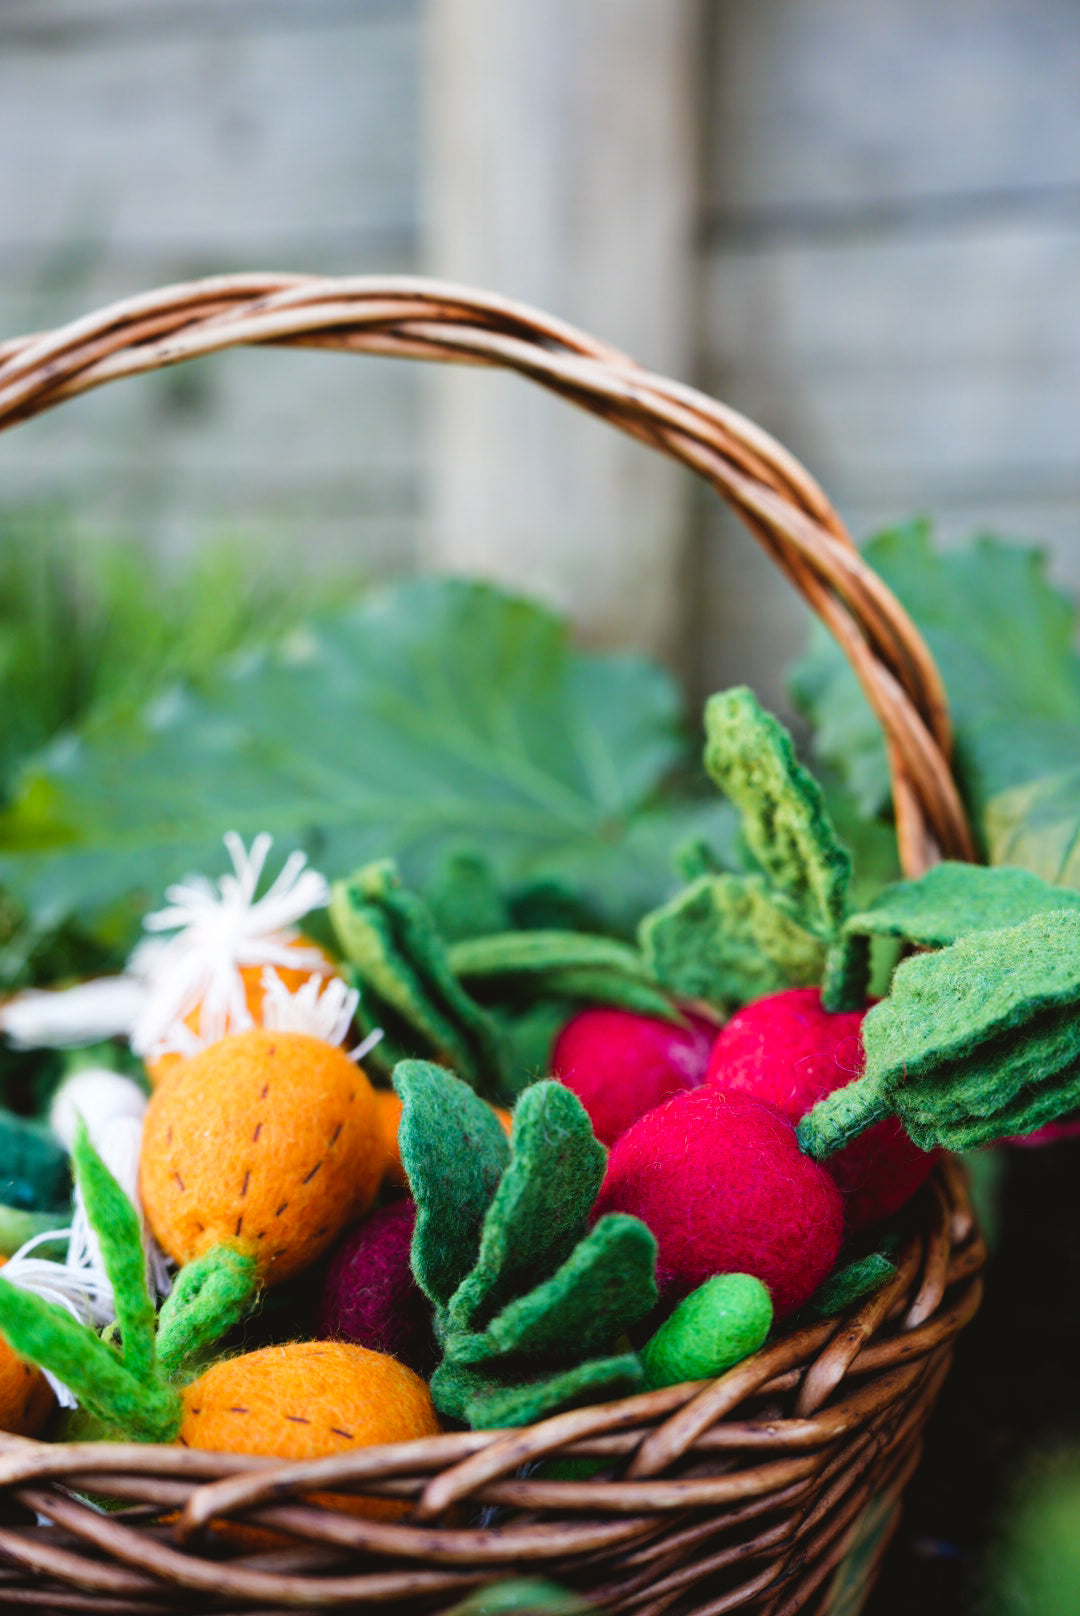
[445, 1080, 606, 1337]
[640, 1274, 773, 1390]
[640, 873, 825, 1011]
[445, 1215, 657, 1366]
[799, 910, 1080, 1158]
[703, 687, 852, 941]
[0, 1109, 71, 1213]
[430, 1352, 646, 1430]
[394, 1060, 511, 1313]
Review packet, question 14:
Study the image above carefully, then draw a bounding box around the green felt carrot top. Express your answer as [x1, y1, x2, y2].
[0, 1122, 257, 1442]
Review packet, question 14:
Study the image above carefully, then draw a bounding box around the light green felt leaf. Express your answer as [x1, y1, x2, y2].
[640, 872, 825, 1011]
[800, 910, 1080, 1157]
[394, 1061, 511, 1311]
[430, 1353, 645, 1429]
[843, 862, 1080, 950]
[0, 1277, 180, 1442]
[155, 1245, 258, 1382]
[0, 578, 733, 949]
[448, 930, 659, 983]
[71, 1121, 156, 1385]
[704, 686, 851, 938]
[446, 1215, 657, 1365]
[446, 1081, 606, 1336]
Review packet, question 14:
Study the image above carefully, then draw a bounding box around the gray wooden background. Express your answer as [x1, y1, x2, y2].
[1, 0, 1077, 709]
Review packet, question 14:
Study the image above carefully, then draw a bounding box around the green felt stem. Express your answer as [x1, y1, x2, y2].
[155, 1245, 258, 1381]
[72, 1121, 157, 1385]
[0, 1277, 181, 1443]
[797, 1075, 891, 1160]
[821, 933, 871, 1014]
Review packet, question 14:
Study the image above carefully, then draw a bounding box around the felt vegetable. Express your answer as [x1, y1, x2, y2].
[0, 1108, 71, 1214]
[395, 1061, 656, 1428]
[798, 910, 1080, 1157]
[0, 1258, 54, 1436]
[706, 988, 935, 1229]
[374, 1087, 512, 1191]
[594, 1087, 844, 1317]
[0, 1131, 438, 1506]
[640, 1273, 773, 1390]
[551, 1006, 716, 1146]
[139, 1028, 381, 1285]
[314, 1200, 434, 1375]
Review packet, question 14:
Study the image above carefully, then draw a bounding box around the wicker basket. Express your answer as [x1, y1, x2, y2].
[0, 276, 985, 1616]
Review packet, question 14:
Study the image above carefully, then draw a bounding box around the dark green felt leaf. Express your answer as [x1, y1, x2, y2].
[395, 1061, 510, 1311]
[430, 1353, 645, 1429]
[703, 687, 851, 939]
[804, 1254, 899, 1320]
[72, 1121, 156, 1385]
[446, 1215, 657, 1365]
[425, 851, 512, 944]
[449, 932, 679, 1023]
[0, 578, 733, 948]
[445, 1081, 606, 1336]
[0, 1110, 70, 1213]
[640, 873, 825, 1011]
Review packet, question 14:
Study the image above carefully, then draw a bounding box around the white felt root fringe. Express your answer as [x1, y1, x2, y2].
[0, 978, 147, 1050]
[262, 968, 385, 1064]
[131, 832, 331, 1057]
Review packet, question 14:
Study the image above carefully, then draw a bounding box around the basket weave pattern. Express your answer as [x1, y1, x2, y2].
[0, 277, 984, 1614]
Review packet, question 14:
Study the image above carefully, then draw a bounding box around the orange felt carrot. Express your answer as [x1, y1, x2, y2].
[375, 1087, 512, 1190]
[140, 1029, 381, 1285]
[179, 1340, 439, 1518]
[0, 1259, 54, 1437]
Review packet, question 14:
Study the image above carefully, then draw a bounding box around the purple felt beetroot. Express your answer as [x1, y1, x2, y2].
[315, 1199, 435, 1375]
[551, 1007, 717, 1146]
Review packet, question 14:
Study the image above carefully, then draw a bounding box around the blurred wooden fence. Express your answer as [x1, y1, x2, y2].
[0, 0, 1078, 707]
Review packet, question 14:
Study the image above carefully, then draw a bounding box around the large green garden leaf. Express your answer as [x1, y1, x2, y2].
[0, 577, 734, 949]
[790, 523, 1080, 888]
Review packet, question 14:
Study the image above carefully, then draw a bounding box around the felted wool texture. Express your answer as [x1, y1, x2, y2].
[594, 1087, 844, 1318]
[551, 1007, 715, 1146]
[155, 1245, 258, 1382]
[0, 1259, 54, 1436]
[445, 1080, 606, 1336]
[425, 850, 512, 943]
[0, 1109, 70, 1212]
[804, 1253, 898, 1320]
[447, 931, 678, 1023]
[376, 1087, 511, 1193]
[800, 910, 1080, 1158]
[844, 862, 1080, 952]
[703, 687, 851, 940]
[140, 1029, 382, 1287]
[315, 1200, 435, 1375]
[641, 1273, 773, 1390]
[73, 1120, 157, 1383]
[445, 1213, 657, 1366]
[707, 989, 936, 1230]
[430, 1351, 645, 1430]
[394, 1061, 510, 1310]
[179, 1340, 440, 1519]
[639, 874, 825, 1012]
[146, 938, 338, 1086]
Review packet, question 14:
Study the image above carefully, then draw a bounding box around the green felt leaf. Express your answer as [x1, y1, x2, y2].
[790, 525, 1080, 888]
[394, 1061, 511, 1311]
[0, 577, 733, 950]
[331, 862, 505, 1096]
[430, 1352, 645, 1429]
[71, 1121, 156, 1385]
[449, 930, 657, 983]
[446, 1081, 606, 1336]
[488, 1000, 572, 1096]
[804, 1254, 899, 1320]
[0, 1276, 180, 1442]
[155, 1245, 258, 1382]
[640, 873, 825, 1011]
[843, 862, 1080, 949]
[425, 851, 512, 944]
[446, 1215, 657, 1365]
[0, 1109, 70, 1213]
[704, 687, 851, 938]
[800, 910, 1080, 1157]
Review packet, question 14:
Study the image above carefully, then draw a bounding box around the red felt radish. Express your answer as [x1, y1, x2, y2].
[551, 1007, 716, 1147]
[314, 1200, 434, 1377]
[593, 1087, 843, 1317]
[705, 987, 935, 1230]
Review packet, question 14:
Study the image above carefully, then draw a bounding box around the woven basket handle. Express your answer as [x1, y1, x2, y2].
[0, 273, 973, 877]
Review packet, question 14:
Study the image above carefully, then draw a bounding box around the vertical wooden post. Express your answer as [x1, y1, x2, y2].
[422, 0, 703, 669]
